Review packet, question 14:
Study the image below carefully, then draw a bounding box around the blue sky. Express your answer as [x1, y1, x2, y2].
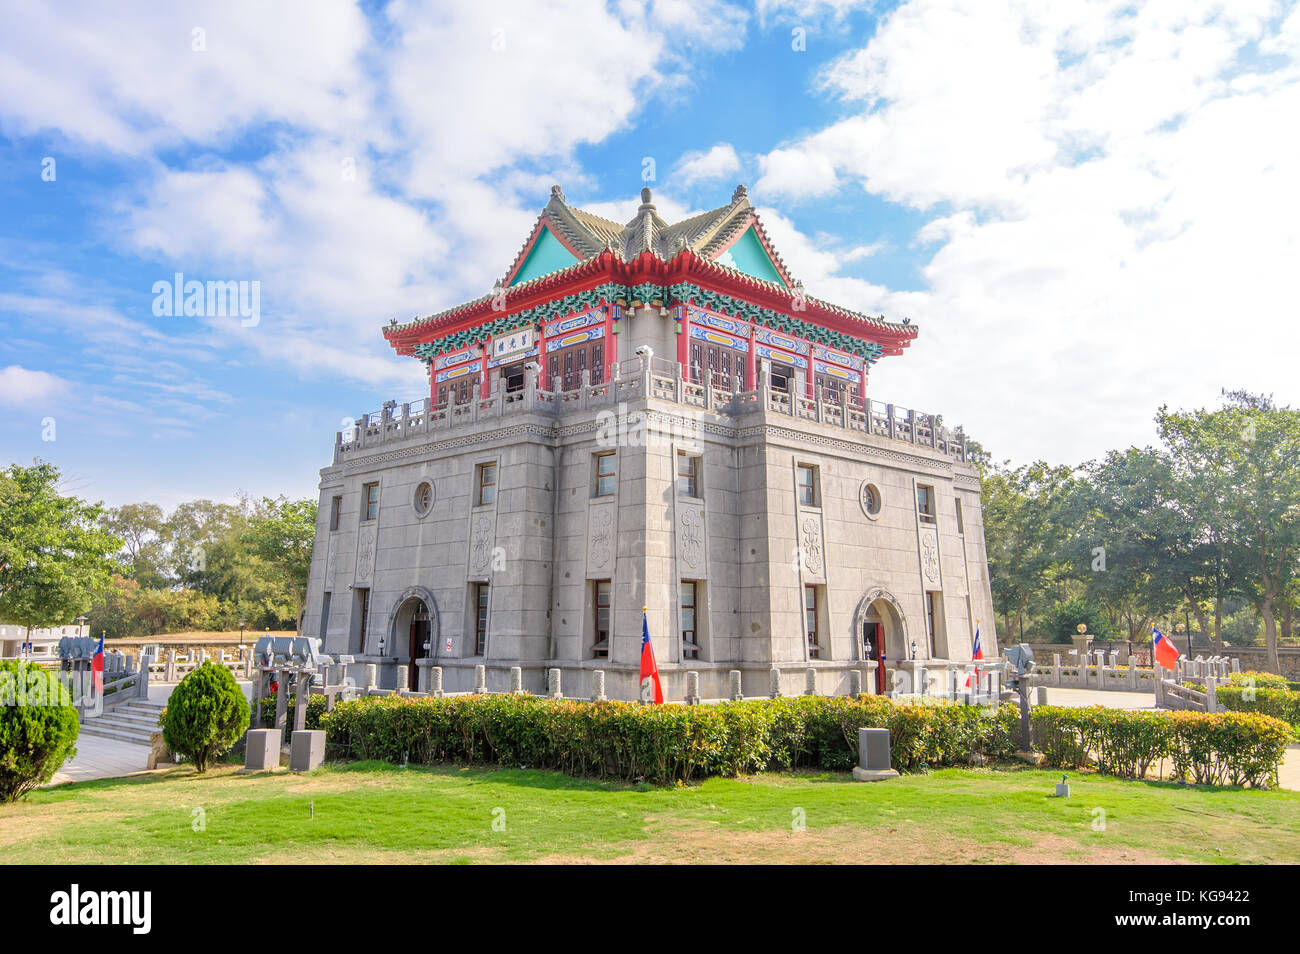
[2, 0, 1298, 509]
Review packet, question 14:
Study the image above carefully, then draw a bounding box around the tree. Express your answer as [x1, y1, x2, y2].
[101, 502, 167, 588]
[982, 461, 1077, 641]
[243, 496, 318, 633]
[1158, 393, 1300, 672]
[160, 662, 250, 772]
[0, 660, 80, 801]
[0, 461, 121, 640]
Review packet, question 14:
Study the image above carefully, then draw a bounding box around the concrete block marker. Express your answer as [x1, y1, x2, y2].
[242, 729, 281, 772]
[851, 727, 899, 782]
[290, 730, 326, 772]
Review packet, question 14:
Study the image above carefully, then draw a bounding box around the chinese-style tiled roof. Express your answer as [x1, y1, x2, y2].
[383, 185, 918, 358]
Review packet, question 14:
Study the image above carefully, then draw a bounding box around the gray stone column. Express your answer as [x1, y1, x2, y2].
[848, 669, 862, 696]
[547, 667, 562, 699]
[592, 670, 607, 702]
[364, 664, 377, 691]
[395, 664, 409, 691]
[429, 666, 443, 697]
[804, 668, 818, 696]
[728, 669, 743, 701]
[510, 666, 522, 694]
[473, 664, 487, 694]
[769, 667, 782, 698]
[685, 671, 700, 705]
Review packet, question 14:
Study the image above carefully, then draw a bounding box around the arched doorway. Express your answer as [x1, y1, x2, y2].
[854, 589, 907, 695]
[388, 588, 439, 692]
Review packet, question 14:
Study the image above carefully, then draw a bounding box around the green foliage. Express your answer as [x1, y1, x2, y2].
[1216, 685, 1300, 738]
[240, 496, 317, 631]
[0, 460, 122, 631]
[322, 693, 1018, 785]
[1044, 596, 1116, 642]
[160, 662, 250, 773]
[1229, 670, 1292, 690]
[256, 693, 327, 730]
[0, 660, 80, 802]
[1032, 705, 1290, 788]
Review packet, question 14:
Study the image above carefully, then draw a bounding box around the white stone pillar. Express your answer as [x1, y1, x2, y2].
[769, 667, 782, 698]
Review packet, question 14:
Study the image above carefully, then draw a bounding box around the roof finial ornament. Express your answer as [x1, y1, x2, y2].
[732, 184, 747, 204]
[550, 184, 565, 202]
[640, 186, 653, 206]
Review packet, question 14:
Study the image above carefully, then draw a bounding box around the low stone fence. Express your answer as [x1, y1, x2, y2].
[312, 659, 1008, 710]
[136, 647, 253, 683]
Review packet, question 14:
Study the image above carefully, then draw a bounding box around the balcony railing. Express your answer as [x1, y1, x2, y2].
[335, 357, 969, 463]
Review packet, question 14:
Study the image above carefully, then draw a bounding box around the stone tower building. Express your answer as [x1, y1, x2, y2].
[302, 185, 996, 699]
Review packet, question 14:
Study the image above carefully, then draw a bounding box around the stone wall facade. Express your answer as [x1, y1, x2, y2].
[302, 361, 998, 700]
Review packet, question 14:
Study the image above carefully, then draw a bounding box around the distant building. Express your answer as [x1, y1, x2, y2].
[303, 185, 996, 699]
[0, 622, 88, 661]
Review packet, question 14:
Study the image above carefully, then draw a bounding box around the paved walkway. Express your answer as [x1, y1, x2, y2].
[50, 736, 153, 785]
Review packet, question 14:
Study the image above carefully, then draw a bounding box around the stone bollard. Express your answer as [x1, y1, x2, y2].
[165, 650, 176, 683]
[685, 670, 700, 705]
[289, 730, 325, 772]
[728, 669, 743, 701]
[592, 670, 607, 702]
[395, 665, 409, 690]
[849, 670, 862, 696]
[429, 666, 443, 697]
[804, 668, 818, 696]
[242, 729, 281, 772]
[547, 668, 562, 699]
[510, 666, 523, 694]
[851, 728, 899, 782]
[1206, 675, 1219, 713]
[364, 664, 378, 691]
[474, 664, 487, 694]
[769, 667, 782, 698]
[1036, 686, 1048, 706]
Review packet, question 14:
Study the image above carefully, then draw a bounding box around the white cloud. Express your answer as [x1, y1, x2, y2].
[674, 144, 743, 187]
[0, 364, 66, 406]
[754, 0, 1300, 463]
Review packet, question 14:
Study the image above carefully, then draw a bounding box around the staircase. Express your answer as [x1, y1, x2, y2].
[80, 699, 165, 746]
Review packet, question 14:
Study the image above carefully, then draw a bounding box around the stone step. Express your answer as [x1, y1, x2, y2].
[78, 722, 154, 745]
[91, 709, 161, 729]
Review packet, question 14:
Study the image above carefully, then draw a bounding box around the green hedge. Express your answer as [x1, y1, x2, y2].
[1216, 686, 1300, 737]
[322, 694, 1291, 787]
[256, 693, 327, 731]
[321, 694, 1021, 783]
[1033, 705, 1291, 788]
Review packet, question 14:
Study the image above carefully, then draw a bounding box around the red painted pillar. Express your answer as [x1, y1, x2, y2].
[803, 343, 815, 401]
[480, 348, 490, 399]
[745, 324, 757, 390]
[676, 304, 690, 379]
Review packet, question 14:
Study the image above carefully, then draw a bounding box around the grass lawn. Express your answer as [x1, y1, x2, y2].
[4, 761, 1299, 864]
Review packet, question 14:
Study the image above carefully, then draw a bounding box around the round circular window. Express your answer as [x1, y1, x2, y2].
[413, 480, 435, 517]
[859, 480, 882, 519]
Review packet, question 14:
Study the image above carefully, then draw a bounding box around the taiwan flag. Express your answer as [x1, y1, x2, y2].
[91, 631, 105, 693]
[639, 607, 663, 704]
[1152, 626, 1181, 671]
[964, 623, 983, 689]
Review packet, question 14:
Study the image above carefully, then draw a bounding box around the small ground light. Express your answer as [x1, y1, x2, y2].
[1055, 775, 1070, 798]
[310, 801, 314, 818]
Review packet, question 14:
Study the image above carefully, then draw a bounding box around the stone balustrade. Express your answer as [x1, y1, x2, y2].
[334, 357, 969, 464]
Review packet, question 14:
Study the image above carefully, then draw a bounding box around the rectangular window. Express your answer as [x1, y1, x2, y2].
[955, 497, 965, 535]
[681, 581, 699, 659]
[362, 482, 379, 521]
[796, 464, 817, 507]
[474, 583, 490, 656]
[677, 452, 698, 497]
[595, 452, 616, 497]
[592, 580, 611, 658]
[916, 484, 935, 524]
[502, 362, 525, 393]
[477, 462, 497, 506]
[770, 363, 793, 393]
[320, 591, 332, 639]
[925, 591, 938, 656]
[805, 585, 820, 659]
[329, 495, 342, 531]
[353, 587, 370, 655]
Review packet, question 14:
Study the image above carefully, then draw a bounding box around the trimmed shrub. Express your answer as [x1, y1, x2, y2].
[256, 693, 327, 731]
[322, 694, 1021, 784]
[161, 662, 250, 773]
[0, 661, 80, 802]
[1228, 670, 1292, 690]
[1215, 685, 1300, 738]
[1168, 711, 1292, 788]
